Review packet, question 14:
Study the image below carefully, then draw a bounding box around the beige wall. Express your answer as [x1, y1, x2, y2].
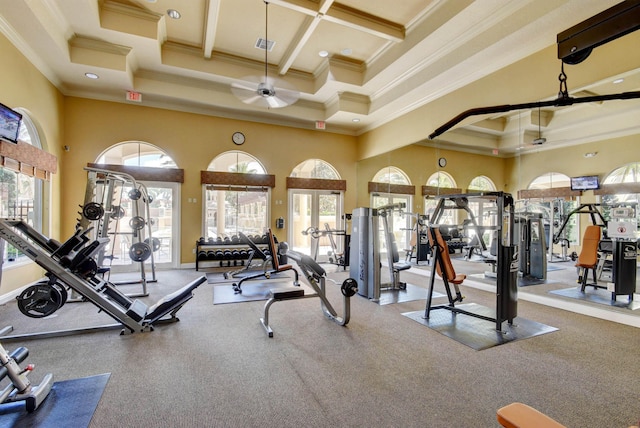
[0, 33, 64, 294]
[505, 134, 639, 192]
[355, 144, 506, 210]
[62, 97, 358, 264]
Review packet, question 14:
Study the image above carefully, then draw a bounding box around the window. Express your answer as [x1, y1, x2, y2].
[95, 141, 180, 269]
[601, 162, 640, 226]
[1, 111, 43, 266]
[371, 166, 412, 253]
[289, 159, 344, 260]
[425, 171, 457, 224]
[204, 151, 270, 238]
[527, 172, 578, 246]
[467, 176, 497, 241]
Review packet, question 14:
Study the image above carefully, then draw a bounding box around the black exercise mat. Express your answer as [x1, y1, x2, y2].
[402, 303, 558, 350]
[376, 283, 445, 305]
[549, 287, 640, 310]
[0, 373, 110, 428]
[213, 281, 302, 304]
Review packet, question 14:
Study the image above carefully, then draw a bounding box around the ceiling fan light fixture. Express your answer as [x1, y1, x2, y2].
[230, 0, 300, 109]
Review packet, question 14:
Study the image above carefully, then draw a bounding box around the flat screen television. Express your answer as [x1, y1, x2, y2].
[0, 102, 22, 144]
[570, 175, 600, 191]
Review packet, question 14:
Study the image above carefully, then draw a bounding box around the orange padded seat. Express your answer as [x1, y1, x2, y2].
[576, 225, 600, 269]
[497, 403, 566, 428]
[575, 225, 601, 290]
[429, 227, 466, 285]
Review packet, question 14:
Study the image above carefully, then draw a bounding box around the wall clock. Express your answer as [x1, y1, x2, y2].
[438, 157, 447, 168]
[232, 131, 245, 145]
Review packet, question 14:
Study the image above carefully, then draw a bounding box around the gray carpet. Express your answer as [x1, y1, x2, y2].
[0, 269, 638, 427]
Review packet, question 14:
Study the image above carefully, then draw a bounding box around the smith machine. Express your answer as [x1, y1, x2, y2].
[425, 192, 518, 331]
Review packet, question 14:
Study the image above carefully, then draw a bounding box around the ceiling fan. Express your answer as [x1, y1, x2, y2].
[231, 1, 300, 109]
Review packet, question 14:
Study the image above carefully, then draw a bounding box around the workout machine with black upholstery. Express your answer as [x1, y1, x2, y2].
[0, 218, 205, 338]
[231, 229, 299, 294]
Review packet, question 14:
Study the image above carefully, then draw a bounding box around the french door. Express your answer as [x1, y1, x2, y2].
[289, 190, 344, 262]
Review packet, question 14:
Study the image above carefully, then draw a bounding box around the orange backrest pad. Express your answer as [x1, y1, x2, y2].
[428, 228, 457, 282]
[576, 225, 600, 268]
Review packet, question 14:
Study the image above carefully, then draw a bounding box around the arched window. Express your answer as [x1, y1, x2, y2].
[1, 110, 44, 265]
[467, 176, 498, 237]
[288, 159, 344, 260]
[370, 166, 413, 253]
[205, 151, 270, 238]
[291, 158, 339, 179]
[527, 172, 578, 246]
[95, 141, 180, 269]
[373, 166, 410, 185]
[601, 162, 640, 226]
[425, 171, 457, 224]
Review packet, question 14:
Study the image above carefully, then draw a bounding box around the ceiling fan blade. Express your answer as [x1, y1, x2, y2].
[231, 81, 259, 92]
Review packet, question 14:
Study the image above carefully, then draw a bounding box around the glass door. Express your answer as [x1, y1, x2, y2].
[289, 190, 343, 262]
[372, 194, 412, 255]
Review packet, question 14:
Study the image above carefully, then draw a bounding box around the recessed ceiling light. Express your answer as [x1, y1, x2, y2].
[85, 72, 99, 79]
[352, 118, 360, 123]
[167, 9, 181, 19]
[318, 50, 329, 58]
[613, 78, 624, 84]
[341, 48, 352, 56]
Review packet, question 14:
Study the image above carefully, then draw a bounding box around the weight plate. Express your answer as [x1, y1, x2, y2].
[128, 188, 142, 200]
[341, 278, 358, 297]
[110, 205, 125, 219]
[129, 242, 152, 262]
[16, 284, 64, 318]
[48, 281, 68, 308]
[129, 216, 146, 231]
[82, 202, 104, 221]
[144, 237, 162, 252]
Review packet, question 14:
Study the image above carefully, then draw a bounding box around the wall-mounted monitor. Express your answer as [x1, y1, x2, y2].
[570, 175, 600, 191]
[0, 102, 22, 144]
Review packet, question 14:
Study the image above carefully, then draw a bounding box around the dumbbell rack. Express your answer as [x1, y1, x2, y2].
[195, 235, 269, 271]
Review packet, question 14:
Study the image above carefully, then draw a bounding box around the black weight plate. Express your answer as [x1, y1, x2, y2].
[110, 205, 125, 219]
[16, 284, 63, 318]
[128, 188, 142, 200]
[82, 202, 104, 221]
[129, 216, 146, 230]
[144, 237, 162, 252]
[129, 242, 152, 262]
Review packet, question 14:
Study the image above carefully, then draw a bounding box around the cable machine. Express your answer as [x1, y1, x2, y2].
[425, 192, 518, 331]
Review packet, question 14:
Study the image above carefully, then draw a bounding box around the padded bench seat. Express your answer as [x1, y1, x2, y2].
[270, 287, 304, 300]
[497, 403, 565, 428]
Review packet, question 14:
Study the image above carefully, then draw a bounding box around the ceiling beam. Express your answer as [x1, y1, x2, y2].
[279, 0, 334, 74]
[202, 0, 221, 59]
[269, 0, 404, 43]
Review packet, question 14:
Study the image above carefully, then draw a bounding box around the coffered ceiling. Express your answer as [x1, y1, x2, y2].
[1, 0, 639, 155]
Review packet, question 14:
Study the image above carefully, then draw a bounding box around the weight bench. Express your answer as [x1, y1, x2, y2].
[232, 229, 299, 294]
[497, 402, 566, 428]
[144, 275, 207, 325]
[260, 250, 357, 337]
